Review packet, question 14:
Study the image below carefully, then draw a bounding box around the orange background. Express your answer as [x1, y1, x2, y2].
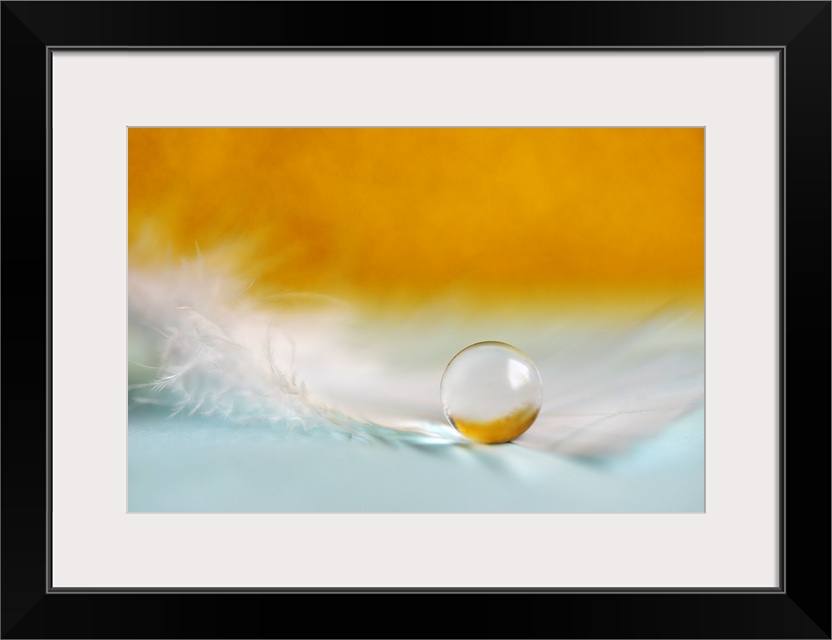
[129, 128, 703, 309]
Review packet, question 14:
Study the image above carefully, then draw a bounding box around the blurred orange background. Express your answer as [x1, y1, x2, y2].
[129, 128, 703, 310]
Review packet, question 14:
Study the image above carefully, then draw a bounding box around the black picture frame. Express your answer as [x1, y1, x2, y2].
[2, 2, 829, 638]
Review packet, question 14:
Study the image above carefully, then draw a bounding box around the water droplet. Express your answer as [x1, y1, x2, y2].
[440, 341, 542, 444]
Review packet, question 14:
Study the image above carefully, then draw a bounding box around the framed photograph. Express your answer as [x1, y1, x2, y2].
[3, 2, 829, 638]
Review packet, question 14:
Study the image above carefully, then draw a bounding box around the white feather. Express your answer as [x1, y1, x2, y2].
[128, 259, 704, 455]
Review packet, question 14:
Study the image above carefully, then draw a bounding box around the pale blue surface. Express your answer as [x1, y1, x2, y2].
[128, 404, 704, 513]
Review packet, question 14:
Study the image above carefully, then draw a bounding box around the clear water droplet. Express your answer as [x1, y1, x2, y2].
[440, 341, 543, 444]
